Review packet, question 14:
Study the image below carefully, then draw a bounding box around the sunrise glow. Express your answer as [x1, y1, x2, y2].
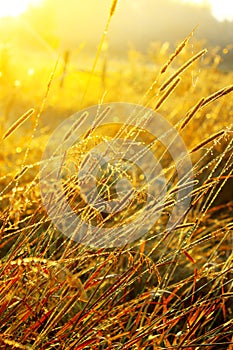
[181, 0, 233, 21]
[0, 0, 41, 18]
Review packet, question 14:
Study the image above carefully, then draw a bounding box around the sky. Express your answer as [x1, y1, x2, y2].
[181, 0, 233, 21]
[0, 0, 233, 22]
[0, 0, 41, 18]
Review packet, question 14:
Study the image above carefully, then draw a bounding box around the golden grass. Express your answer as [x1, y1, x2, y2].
[201, 84, 233, 107]
[180, 97, 205, 130]
[2, 108, 34, 140]
[0, 20, 233, 349]
[190, 129, 226, 153]
[159, 49, 207, 91]
[154, 76, 181, 110]
[160, 26, 198, 74]
[110, 0, 119, 17]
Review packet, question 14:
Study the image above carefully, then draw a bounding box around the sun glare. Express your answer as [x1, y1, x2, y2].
[0, 0, 41, 18]
[181, 0, 233, 21]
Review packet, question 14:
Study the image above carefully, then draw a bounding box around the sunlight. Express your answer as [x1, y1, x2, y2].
[181, 0, 233, 21]
[0, 0, 41, 18]
[210, 0, 233, 21]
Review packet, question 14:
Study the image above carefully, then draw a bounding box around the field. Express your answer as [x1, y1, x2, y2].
[0, 2, 233, 349]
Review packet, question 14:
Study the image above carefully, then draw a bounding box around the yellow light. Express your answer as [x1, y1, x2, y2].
[28, 68, 35, 76]
[14, 80, 21, 87]
[180, 0, 233, 21]
[0, 0, 41, 18]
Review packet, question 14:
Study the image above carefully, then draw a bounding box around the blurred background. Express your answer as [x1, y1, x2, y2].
[0, 0, 233, 69]
[0, 0, 232, 133]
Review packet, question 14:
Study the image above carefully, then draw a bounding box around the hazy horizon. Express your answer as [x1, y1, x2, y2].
[0, 0, 232, 70]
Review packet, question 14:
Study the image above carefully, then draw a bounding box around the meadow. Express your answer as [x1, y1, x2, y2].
[0, 3, 233, 349]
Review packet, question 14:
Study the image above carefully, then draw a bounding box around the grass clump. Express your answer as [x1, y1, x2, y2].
[0, 7, 233, 350]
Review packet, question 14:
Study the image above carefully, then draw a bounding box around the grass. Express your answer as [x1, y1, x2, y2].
[0, 3, 233, 349]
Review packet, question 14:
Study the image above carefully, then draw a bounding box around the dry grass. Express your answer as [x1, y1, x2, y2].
[2, 109, 35, 141]
[0, 8, 233, 350]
